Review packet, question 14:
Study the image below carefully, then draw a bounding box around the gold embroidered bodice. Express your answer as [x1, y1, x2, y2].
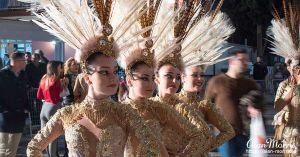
[176, 90, 235, 152]
[273, 79, 292, 138]
[282, 85, 300, 156]
[150, 95, 213, 156]
[123, 98, 210, 156]
[274, 79, 293, 110]
[27, 96, 160, 157]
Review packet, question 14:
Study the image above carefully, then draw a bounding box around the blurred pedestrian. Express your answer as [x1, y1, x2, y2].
[0, 52, 30, 157]
[206, 50, 263, 157]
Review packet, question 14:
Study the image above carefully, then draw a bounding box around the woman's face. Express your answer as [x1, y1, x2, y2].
[182, 66, 205, 93]
[70, 61, 79, 74]
[155, 64, 181, 96]
[127, 64, 155, 99]
[86, 55, 119, 96]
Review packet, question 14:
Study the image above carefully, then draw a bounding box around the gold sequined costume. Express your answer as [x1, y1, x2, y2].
[281, 85, 300, 156]
[273, 78, 293, 141]
[176, 90, 235, 152]
[27, 97, 160, 157]
[268, 0, 300, 156]
[27, 0, 161, 156]
[151, 95, 213, 156]
[123, 98, 211, 156]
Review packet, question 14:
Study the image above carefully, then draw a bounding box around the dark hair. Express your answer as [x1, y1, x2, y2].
[155, 63, 174, 75]
[230, 49, 247, 57]
[46, 61, 61, 78]
[129, 61, 148, 74]
[85, 52, 104, 74]
[34, 49, 44, 56]
[25, 52, 31, 56]
[32, 53, 41, 59]
[10, 52, 25, 61]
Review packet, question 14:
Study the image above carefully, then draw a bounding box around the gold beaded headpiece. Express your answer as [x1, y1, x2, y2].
[119, 0, 162, 74]
[118, 0, 180, 75]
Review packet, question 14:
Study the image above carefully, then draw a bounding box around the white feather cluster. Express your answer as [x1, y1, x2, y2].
[29, 0, 149, 63]
[181, 12, 235, 69]
[267, 19, 299, 60]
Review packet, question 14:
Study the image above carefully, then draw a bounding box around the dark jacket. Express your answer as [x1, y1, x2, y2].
[25, 62, 47, 88]
[62, 73, 76, 105]
[253, 62, 268, 80]
[0, 66, 30, 133]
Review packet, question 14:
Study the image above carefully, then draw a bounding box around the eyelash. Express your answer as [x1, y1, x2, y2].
[164, 74, 180, 80]
[97, 70, 118, 76]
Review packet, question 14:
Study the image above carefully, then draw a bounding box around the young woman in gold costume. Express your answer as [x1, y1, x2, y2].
[173, 0, 236, 153]
[268, 0, 300, 156]
[116, 1, 210, 156]
[150, 0, 235, 156]
[26, 0, 161, 156]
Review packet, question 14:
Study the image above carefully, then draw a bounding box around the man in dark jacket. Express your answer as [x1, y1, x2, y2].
[253, 56, 268, 91]
[25, 53, 46, 88]
[0, 52, 30, 157]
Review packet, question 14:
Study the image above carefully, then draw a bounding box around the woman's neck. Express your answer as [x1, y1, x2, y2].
[87, 87, 109, 100]
[128, 90, 143, 101]
[158, 91, 172, 99]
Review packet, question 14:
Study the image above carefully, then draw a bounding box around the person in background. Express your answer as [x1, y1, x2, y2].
[73, 72, 88, 103]
[63, 57, 79, 106]
[0, 52, 30, 157]
[37, 61, 68, 157]
[253, 56, 268, 92]
[3, 54, 10, 67]
[62, 58, 78, 157]
[206, 50, 263, 157]
[117, 80, 128, 102]
[35, 49, 49, 64]
[25, 52, 32, 65]
[0, 57, 3, 69]
[25, 53, 47, 88]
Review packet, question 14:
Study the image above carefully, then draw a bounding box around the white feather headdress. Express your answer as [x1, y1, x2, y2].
[27, 0, 151, 71]
[267, 0, 300, 63]
[153, 0, 234, 71]
[181, 12, 235, 70]
[117, 0, 180, 73]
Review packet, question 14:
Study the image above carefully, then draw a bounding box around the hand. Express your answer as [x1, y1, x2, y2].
[283, 89, 294, 103]
[247, 105, 260, 117]
[77, 116, 101, 138]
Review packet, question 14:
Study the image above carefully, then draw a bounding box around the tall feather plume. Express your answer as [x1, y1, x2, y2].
[268, 0, 300, 60]
[181, 12, 235, 69]
[117, 0, 180, 72]
[29, 0, 150, 64]
[154, 0, 234, 71]
[30, 0, 102, 62]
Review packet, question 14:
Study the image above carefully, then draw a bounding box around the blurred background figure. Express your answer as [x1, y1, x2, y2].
[73, 73, 88, 103]
[34, 49, 49, 64]
[25, 52, 32, 65]
[62, 57, 79, 106]
[206, 50, 263, 157]
[0, 52, 30, 157]
[253, 56, 268, 92]
[117, 80, 128, 102]
[25, 53, 47, 88]
[37, 61, 67, 157]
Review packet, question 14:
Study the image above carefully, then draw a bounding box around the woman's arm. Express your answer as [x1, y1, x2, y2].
[27, 111, 64, 157]
[115, 104, 161, 157]
[198, 100, 235, 151]
[154, 100, 213, 156]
